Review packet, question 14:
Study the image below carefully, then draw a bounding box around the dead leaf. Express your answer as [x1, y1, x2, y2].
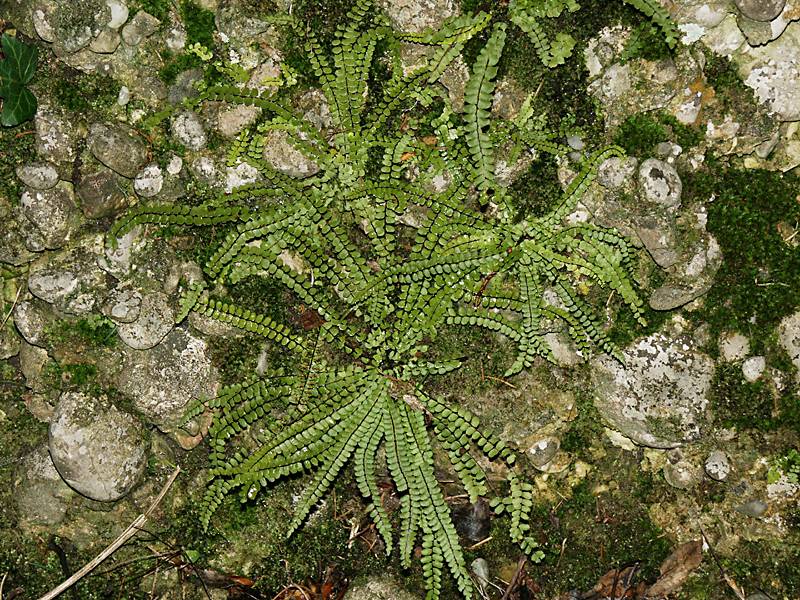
[587, 565, 646, 598]
[645, 540, 703, 598]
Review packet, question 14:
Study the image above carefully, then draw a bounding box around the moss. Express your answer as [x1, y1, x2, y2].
[50, 68, 119, 112]
[620, 21, 672, 63]
[180, 0, 216, 48]
[127, 0, 171, 22]
[685, 164, 800, 347]
[560, 385, 604, 456]
[614, 111, 703, 156]
[0, 122, 36, 203]
[508, 153, 562, 221]
[46, 315, 118, 349]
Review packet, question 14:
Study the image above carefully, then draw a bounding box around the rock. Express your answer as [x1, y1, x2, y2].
[591, 332, 715, 448]
[719, 332, 750, 362]
[16, 162, 60, 190]
[527, 436, 560, 469]
[471, 558, 490, 593]
[77, 167, 131, 218]
[737, 13, 775, 45]
[735, 499, 768, 517]
[664, 459, 700, 489]
[704, 14, 747, 56]
[379, 0, 457, 32]
[116, 328, 219, 429]
[734, 0, 786, 21]
[90, 27, 121, 53]
[741, 23, 800, 121]
[171, 111, 207, 150]
[49, 391, 148, 501]
[0, 307, 20, 359]
[262, 130, 320, 178]
[342, 576, 420, 600]
[705, 450, 731, 481]
[217, 104, 261, 138]
[224, 161, 261, 193]
[166, 155, 183, 175]
[777, 311, 800, 383]
[19, 184, 82, 250]
[19, 341, 50, 391]
[190, 156, 219, 186]
[649, 234, 722, 311]
[117, 85, 130, 105]
[101, 287, 142, 323]
[634, 215, 680, 269]
[106, 0, 129, 28]
[133, 163, 164, 197]
[121, 10, 160, 46]
[27, 245, 107, 315]
[35, 104, 79, 164]
[453, 499, 491, 542]
[87, 122, 148, 178]
[639, 159, 683, 209]
[167, 69, 203, 105]
[15, 445, 75, 526]
[742, 356, 766, 382]
[13, 299, 55, 347]
[40, 0, 111, 56]
[117, 291, 174, 350]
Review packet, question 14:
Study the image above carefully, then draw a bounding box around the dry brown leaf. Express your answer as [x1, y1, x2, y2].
[645, 540, 703, 598]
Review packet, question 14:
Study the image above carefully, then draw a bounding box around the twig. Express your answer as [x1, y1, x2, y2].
[1, 571, 7, 599]
[466, 536, 493, 551]
[0, 283, 23, 331]
[484, 375, 516, 389]
[37, 467, 181, 600]
[700, 529, 746, 600]
[501, 556, 527, 600]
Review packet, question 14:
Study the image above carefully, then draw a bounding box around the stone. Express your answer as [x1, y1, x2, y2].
[167, 69, 203, 105]
[134, 163, 164, 197]
[19, 341, 50, 392]
[166, 155, 183, 175]
[741, 23, 800, 121]
[35, 104, 79, 164]
[224, 161, 261, 193]
[171, 111, 207, 150]
[378, 0, 457, 32]
[639, 159, 683, 208]
[117, 292, 174, 350]
[87, 122, 148, 178]
[13, 299, 54, 347]
[15, 445, 75, 526]
[262, 130, 320, 178]
[19, 183, 82, 250]
[704, 14, 747, 56]
[527, 436, 560, 469]
[719, 332, 750, 361]
[117, 85, 130, 105]
[89, 27, 121, 53]
[634, 216, 680, 269]
[664, 460, 700, 489]
[591, 333, 715, 448]
[777, 311, 800, 383]
[705, 450, 732, 481]
[77, 167, 131, 218]
[735, 499, 768, 517]
[42, 0, 111, 56]
[106, 0, 129, 29]
[121, 10, 160, 46]
[116, 328, 219, 429]
[49, 391, 148, 501]
[16, 162, 60, 190]
[742, 356, 766, 382]
[26, 245, 107, 315]
[0, 312, 20, 359]
[342, 576, 420, 600]
[734, 0, 786, 21]
[597, 156, 638, 190]
[101, 287, 142, 323]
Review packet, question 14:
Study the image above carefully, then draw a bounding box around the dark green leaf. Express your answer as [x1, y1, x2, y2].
[1, 84, 37, 127]
[0, 34, 39, 85]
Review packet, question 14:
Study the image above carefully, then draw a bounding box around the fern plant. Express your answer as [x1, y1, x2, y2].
[109, 3, 644, 598]
[509, 0, 679, 67]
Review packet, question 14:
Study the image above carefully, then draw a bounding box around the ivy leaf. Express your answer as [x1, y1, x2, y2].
[0, 83, 37, 127]
[0, 34, 38, 85]
[0, 33, 39, 127]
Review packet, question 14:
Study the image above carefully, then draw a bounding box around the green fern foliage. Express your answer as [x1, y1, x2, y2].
[112, 3, 645, 598]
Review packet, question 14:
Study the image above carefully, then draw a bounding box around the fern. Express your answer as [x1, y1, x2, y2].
[110, 3, 646, 598]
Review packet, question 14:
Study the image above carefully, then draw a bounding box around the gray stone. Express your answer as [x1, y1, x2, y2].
[101, 287, 142, 323]
[705, 450, 732, 481]
[736, 499, 768, 517]
[639, 159, 683, 209]
[49, 391, 148, 501]
[13, 299, 54, 347]
[16, 162, 60, 190]
[26, 245, 107, 315]
[121, 11, 160, 46]
[742, 23, 800, 121]
[634, 215, 680, 269]
[19, 183, 82, 250]
[526, 436, 560, 469]
[719, 332, 750, 362]
[35, 104, 78, 164]
[106, 0, 129, 29]
[778, 311, 800, 383]
[90, 27, 121, 53]
[0, 315, 20, 360]
[167, 69, 203, 105]
[734, 0, 786, 21]
[15, 445, 75, 526]
[77, 167, 131, 219]
[742, 356, 766, 382]
[262, 130, 320, 178]
[40, 0, 111, 56]
[591, 333, 714, 448]
[116, 328, 219, 429]
[664, 460, 700, 489]
[379, 0, 457, 32]
[737, 13, 775, 45]
[87, 122, 148, 178]
[117, 291, 174, 350]
[343, 576, 420, 600]
[171, 111, 207, 151]
[19, 341, 50, 392]
[133, 163, 164, 197]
